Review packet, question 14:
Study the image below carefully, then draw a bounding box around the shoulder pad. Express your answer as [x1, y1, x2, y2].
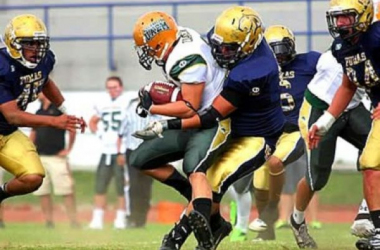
[169, 54, 206, 82]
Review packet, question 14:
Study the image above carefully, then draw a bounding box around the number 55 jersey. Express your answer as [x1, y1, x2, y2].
[93, 93, 134, 155]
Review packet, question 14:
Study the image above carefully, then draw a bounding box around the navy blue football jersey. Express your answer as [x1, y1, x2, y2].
[280, 51, 320, 125]
[223, 40, 285, 137]
[332, 21, 380, 107]
[0, 48, 55, 135]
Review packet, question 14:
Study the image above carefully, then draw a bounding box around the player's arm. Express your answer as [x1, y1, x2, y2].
[327, 74, 357, 117]
[141, 54, 208, 118]
[133, 88, 239, 139]
[308, 74, 357, 149]
[180, 89, 238, 129]
[0, 100, 80, 131]
[149, 82, 205, 118]
[89, 115, 100, 134]
[29, 128, 36, 143]
[43, 78, 65, 111]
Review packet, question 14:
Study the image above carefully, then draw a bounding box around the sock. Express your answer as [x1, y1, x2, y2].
[210, 212, 223, 232]
[0, 183, 11, 202]
[235, 191, 251, 233]
[355, 199, 370, 220]
[292, 207, 305, 225]
[370, 210, 380, 230]
[193, 198, 212, 221]
[163, 170, 192, 201]
[92, 208, 104, 223]
[115, 209, 126, 222]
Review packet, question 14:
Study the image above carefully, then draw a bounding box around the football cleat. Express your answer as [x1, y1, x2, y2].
[159, 221, 190, 250]
[113, 219, 127, 230]
[230, 228, 247, 242]
[88, 219, 103, 230]
[212, 217, 232, 249]
[351, 218, 375, 238]
[356, 233, 380, 250]
[275, 220, 290, 229]
[188, 210, 214, 250]
[310, 221, 323, 230]
[289, 215, 317, 249]
[254, 224, 275, 241]
[249, 218, 268, 232]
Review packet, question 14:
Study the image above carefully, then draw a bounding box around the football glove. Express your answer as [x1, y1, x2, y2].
[136, 103, 148, 118]
[311, 111, 336, 136]
[138, 87, 153, 113]
[132, 120, 168, 140]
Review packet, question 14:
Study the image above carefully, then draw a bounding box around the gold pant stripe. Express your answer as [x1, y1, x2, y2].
[0, 130, 45, 177]
[194, 118, 231, 172]
[207, 137, 265, 193]
[253, 131, 303, 190]
[298, 98, 317, 190]
[359, 119, 380, 170]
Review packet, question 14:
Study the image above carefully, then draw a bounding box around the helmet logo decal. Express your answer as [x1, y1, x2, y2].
[143, 19, 170, 42]
[238, 14, 261, 33]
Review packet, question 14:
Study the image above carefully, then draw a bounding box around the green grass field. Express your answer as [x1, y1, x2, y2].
[0, 170, 363, 249]
[2, 170, 363, 206]
[0, 222, 358, 249]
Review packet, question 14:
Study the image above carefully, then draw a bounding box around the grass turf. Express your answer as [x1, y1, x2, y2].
[2, 169, 362, 206]
[0, 222, 358, 249]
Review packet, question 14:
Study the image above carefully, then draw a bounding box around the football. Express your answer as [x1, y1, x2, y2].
[144, 81, 183, 104]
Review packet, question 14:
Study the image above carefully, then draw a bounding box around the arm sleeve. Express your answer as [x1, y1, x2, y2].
[220, 88, 244, 107]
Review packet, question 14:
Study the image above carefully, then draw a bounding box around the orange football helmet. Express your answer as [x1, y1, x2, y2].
[133, 11, 178, 70]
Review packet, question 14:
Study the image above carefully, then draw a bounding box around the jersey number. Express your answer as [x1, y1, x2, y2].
[347, 59, 380, 87]
[281, 93, 295, 112]
[101, 111, 121, 132]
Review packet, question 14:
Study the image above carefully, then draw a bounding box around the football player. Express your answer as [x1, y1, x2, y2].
[303, 0, 380, 248]
[0, 15, 85, 204]
[130, 11, 231, 250]
[134, 6, 285, 249]
[228, 25, 321, 242]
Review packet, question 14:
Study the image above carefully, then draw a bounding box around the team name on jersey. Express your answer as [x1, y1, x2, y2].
[345, 52, 366, 67]
[19, 71, 43, 85]
[17, 71, 45, 110]
[281, 71, 295, 79]
[280, 71, 294, 89]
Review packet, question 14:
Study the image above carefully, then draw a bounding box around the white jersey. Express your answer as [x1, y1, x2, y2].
[93, 92, 135, 154]
[163, 27, 226, 111]
[307, 50, 365, 110]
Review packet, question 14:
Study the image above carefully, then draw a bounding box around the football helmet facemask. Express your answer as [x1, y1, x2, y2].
[133, 11, 178, 70]
[326, 0, 373, 41]
[208, 6, 264, 69]
[264, 25, 296, 66]
[3, 14, 49, 69]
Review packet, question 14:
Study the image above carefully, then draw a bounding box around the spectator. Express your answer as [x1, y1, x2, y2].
[88, 76, 131, 230]
[31, 93, 80, 228]
[117, 97, 160, 228]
